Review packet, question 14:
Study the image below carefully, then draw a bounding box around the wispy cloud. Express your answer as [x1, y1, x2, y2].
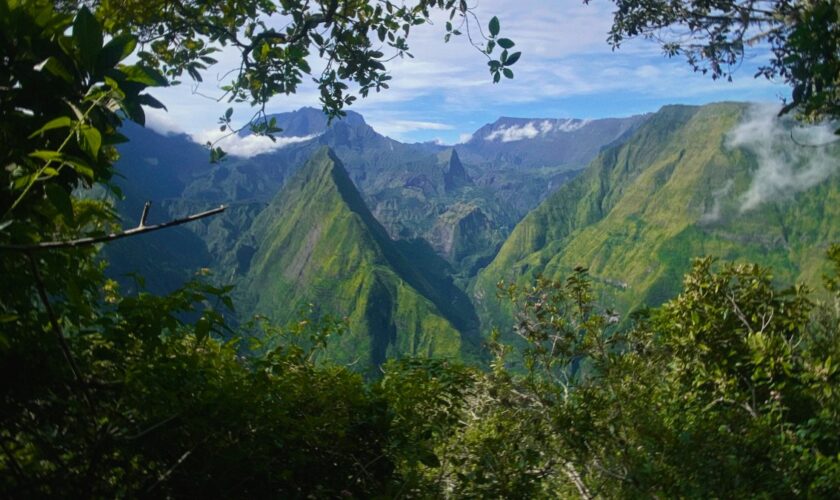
[145, 107, 185, 136]
[727, 104, 838, 211]
[364, 119, 453, 140]
[457, 132, 474, 144]
[191, 128, 319, 157]
[136, 0, 792, 144]
[484, 119, 590, 141]
[699, 179, 734, 223]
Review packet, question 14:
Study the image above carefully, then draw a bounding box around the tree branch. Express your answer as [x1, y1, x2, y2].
[0, 203, 226, 252]
[26, 251, 95, 414]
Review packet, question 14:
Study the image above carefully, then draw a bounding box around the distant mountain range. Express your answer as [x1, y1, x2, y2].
[106, 103, 840, 372]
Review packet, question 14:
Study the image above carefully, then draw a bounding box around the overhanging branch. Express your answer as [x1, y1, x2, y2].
[0, 202, 226, 252]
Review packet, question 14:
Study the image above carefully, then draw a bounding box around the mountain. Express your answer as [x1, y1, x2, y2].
[240, 107, 366, 137]
[234, 147, 484, 372]
[473, 102, 840, 336]
[459, 114, 649, 170]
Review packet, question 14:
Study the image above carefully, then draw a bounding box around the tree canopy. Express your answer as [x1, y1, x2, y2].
[600, 0, 840, 124]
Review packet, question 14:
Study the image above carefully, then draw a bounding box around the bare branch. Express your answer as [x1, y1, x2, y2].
[25, 251, 96, 414]
[1, 203, 226, 252]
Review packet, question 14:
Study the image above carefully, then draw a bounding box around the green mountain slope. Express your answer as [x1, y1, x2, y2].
[237, 147, 483, 371]
[474, 102, 840, 334]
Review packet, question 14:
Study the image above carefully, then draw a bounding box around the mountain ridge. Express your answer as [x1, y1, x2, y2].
[237, 147, 483, 370]
[473, 102, 840, 339]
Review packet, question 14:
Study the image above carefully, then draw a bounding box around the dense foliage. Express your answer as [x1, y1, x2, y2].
[600, 0, 840, 124]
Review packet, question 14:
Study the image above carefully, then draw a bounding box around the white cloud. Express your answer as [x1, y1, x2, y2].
[129, 0, 792, 144]
[457, 132, 474, 144]
[699, 179, 734, 223]
[191, 128, 319, 157]
[726, 104, 839, 211]
[555, 118, 590, 132]
[363, 118, 453, 140]
[145, 107, 185, 136]
[486, 122, 541, 142]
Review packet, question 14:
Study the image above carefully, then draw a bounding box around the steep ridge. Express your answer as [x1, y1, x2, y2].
[236, 147, 483, 372]
[474, 102, 840, 335]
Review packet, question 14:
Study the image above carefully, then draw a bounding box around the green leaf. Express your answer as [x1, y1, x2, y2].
[38, 57, 73, 82]
[489, 16, 500, 37]
[138, 93, 167, 110]
[12, 174, 34, 190]
[196, 316, 211, 342]
[45, 184, 74, 223]
[98, 34, 137, 72]
[0, 314, 17, 323]
[60, 155, 96, 180]
[503, 68, 514, 79]
[119, 64, 168, 87]
[28, 117, 72, 139]
[29, 150, 62, 161]
[497, 38, 515, 49]
[504, 51, 521, 66]
[103, 132, 129, 146]
[73, 6, 103, 71]
[80, 125, 102, 159]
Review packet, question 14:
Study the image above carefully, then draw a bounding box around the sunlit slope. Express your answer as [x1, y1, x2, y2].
[240, 147, 482, 370]
[475, 102, 840, 332]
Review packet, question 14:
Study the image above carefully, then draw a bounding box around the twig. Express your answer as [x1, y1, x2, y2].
[146, 448, 194, 493]
[25, 251, 95, 414]
[1, 203, 225, 252]
[0, 437, 27, 489]
[125, 414, 181, 441]
[563, 461, 592, 499]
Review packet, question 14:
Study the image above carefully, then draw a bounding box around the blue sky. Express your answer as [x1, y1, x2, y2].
[145, 0, 791, 146]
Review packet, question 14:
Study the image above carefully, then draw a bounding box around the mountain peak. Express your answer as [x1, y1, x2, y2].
[441, 148, 471, 192]
[243, 107, 366, 138]
[241, 146, 478, 371]
[287, 146, 362, 209]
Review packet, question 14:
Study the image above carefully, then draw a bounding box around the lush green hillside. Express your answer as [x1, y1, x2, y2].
[474, 102, 840, 335]
[109, 108, 640, 285]
[235, 147, 483, 371]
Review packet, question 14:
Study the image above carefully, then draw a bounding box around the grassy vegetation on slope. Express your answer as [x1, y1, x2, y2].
[238, 147, 483, 372]
[474, 102, 840, 336]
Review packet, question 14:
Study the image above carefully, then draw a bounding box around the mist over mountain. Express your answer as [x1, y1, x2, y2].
[458, 114, 649, 170]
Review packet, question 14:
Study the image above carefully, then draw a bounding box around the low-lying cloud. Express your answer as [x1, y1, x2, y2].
[485, 118, 591, 142]
[727, 105, 838, 212]
[191, 129, 319, 157]
[699, 179, 733, 223]
[486, 122, 543, 142]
